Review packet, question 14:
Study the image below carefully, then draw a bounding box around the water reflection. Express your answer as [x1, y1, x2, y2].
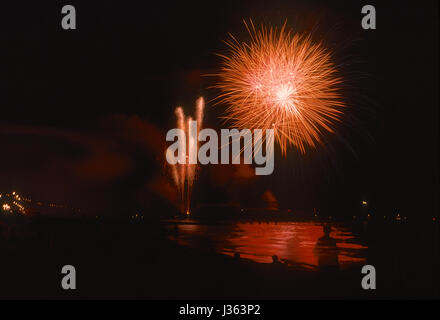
[167, 221, 367, 271]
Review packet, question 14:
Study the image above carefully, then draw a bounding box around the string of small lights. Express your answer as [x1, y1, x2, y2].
[1, 191, 80, 215]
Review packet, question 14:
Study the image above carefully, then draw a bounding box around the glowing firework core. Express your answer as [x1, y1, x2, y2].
[217, 21, 345, 154]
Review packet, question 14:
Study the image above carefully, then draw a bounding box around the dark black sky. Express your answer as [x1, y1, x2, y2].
[0, 1, 438, 218]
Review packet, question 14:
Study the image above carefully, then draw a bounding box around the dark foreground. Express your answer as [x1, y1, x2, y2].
[0, 215, 439, 299]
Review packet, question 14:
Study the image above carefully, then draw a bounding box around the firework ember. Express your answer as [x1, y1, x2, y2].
[216, 21, 345, 155]
[168, 97, 205, 214]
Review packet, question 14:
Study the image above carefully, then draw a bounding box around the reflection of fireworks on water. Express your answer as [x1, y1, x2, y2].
[216, 21, 345, 155]
[168, 97, 204, 214]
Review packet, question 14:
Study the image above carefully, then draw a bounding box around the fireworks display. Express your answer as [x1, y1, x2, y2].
[168, 97, 205, 214]
[216, 21, 345, 155]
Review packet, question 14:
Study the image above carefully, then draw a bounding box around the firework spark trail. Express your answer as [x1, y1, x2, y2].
[169, 98, 205, 214]
[215, 21, 345, 155]
[195, 97, 204, 132]
[175, 107, 186, 203]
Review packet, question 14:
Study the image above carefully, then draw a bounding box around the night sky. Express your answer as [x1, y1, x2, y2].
[0, 1, 438, 218]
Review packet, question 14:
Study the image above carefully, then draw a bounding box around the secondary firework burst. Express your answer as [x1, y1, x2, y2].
[167, 97, 204, 215]
[215, 21, 345, 155]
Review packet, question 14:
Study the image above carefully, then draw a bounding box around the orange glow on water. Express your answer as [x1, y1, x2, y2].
[168, 221, 367, 270]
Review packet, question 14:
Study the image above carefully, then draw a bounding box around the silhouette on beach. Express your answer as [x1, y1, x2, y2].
[314, 224, 339, 271]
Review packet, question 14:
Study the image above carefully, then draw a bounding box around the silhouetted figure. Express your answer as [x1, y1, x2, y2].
[272, 255, 279, 264]
[234, 252, 240, 260]
[314, 225, 339, 272]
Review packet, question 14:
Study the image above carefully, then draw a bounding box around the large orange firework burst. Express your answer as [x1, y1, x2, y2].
[216, 21, 345, 155]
